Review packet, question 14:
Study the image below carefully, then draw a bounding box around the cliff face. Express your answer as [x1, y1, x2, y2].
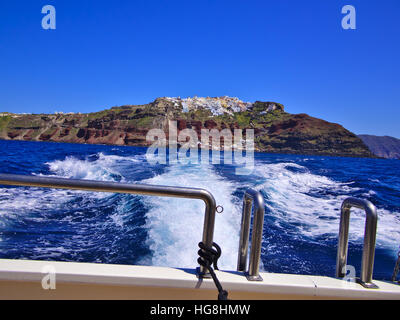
[358, 135, 400, 159]
[0, 97, 373, 157]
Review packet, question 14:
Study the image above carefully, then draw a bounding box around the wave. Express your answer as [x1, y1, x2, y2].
[141, 163, 242, 270]
[1, 147, 399, 276]
[251, 162, 400, 253]
[0, 152, 150, 262]
[44, 152, 141, 181]
[0, 152, 140, 234]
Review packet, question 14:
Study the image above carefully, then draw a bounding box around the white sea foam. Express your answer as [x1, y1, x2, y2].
[2, 151, 399, 268]
[45, 152, 140, 181]
[141, 164, 242, 270]
[0, 153, 138, 224]
[252, 162, 400, 254]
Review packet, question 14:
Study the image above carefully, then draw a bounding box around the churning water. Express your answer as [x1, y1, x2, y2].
[0, 140, 399, 280]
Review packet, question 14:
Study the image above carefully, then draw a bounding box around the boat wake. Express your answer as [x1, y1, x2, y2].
[0, 142, 399, 279]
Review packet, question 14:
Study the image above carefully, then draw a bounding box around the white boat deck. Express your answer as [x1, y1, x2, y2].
[0, 259, 399, 299]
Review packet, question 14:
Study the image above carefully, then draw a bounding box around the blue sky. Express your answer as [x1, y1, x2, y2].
[0, 0, 399, 137]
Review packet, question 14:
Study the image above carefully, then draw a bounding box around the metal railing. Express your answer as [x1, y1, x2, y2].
[336, 197, 378, 288]
[237, 189, 265, 281]
[0, 173, 216, 277]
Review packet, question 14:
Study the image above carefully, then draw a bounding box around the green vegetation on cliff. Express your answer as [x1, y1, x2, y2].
[0, 97, 374, 158]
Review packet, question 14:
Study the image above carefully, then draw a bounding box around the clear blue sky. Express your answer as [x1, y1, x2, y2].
[0, 0, 399, 137]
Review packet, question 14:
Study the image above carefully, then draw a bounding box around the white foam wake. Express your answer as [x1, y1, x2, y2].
[2, 151, 399, 269]
[252, 162, 400, 254]
[45, 152, 140, 181]
[0, 153, 139, 224]
[141, 164, 242, 270]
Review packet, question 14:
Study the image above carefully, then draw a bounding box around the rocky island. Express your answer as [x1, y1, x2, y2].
[358, 135, 400, 159]
[0, 96, 374, 157]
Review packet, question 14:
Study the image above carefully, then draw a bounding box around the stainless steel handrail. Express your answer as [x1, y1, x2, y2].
[0, 173, 216, 277]
[336, 197, 378, 288]
[237, 189, 265, 281]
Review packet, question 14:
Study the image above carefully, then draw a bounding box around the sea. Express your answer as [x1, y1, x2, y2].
[0, 139, 399, 281]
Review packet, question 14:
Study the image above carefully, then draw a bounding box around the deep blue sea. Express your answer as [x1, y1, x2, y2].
[0, 140, 399, 281]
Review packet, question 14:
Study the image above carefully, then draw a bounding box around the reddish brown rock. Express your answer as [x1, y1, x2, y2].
[204, 120, 217, 129]
[177, 119, 187, 130]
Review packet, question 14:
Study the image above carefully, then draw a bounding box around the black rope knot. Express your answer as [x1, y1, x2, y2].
[197, 242, 228, 300]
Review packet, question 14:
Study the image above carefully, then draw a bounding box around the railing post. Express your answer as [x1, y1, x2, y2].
[237, 189, 265, 281]
[336, 197, 378, 289]
[237, 196, 252, 272]
[197, 190, 217, 278]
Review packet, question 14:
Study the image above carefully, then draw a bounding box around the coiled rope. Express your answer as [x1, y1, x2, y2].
[197, 242, 229, 300]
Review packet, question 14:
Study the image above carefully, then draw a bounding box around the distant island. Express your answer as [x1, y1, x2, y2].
[358, 135, 400, 159]
[0, 96, 375, 158]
